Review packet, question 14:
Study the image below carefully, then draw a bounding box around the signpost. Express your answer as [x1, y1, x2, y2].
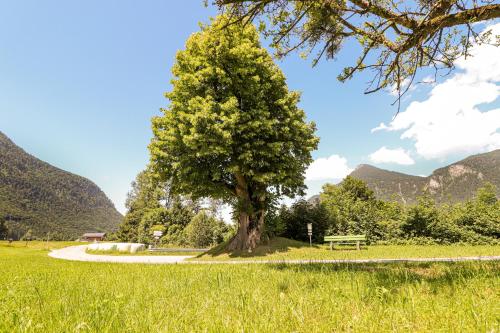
[307, 223, 312, 247]
[153, 230, 163, 249]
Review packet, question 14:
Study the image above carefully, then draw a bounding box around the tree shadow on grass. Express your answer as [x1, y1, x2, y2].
[196, 237, 324, 259]
[267, 261, 500, 288]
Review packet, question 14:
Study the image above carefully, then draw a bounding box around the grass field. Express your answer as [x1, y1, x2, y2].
[194, 237, 500, 261]
[0, 240, 83, 250]
[1, 241, 499, 332]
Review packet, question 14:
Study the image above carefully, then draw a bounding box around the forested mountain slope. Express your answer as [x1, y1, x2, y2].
[0, 131, 122, 239]
[349, 150, 500, 204]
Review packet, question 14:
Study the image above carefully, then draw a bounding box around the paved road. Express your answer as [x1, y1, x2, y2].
[49, 245, 193, 264]
[188, 256, 500, 264]
[49, 245, 500, 265]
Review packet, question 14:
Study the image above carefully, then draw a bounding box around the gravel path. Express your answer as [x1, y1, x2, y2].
[49, 245, 500, 265]
[49, 245, 193, 264]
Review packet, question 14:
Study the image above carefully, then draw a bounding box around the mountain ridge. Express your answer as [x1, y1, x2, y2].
[0, 131, 122, 239]
[349, 149, 500, 204]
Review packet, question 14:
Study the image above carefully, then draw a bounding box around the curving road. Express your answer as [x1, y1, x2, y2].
[49, 245, 500, 265]
[49, 245, 193, 264]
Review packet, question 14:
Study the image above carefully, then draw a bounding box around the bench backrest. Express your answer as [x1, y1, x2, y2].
[324, 235, 366, 241]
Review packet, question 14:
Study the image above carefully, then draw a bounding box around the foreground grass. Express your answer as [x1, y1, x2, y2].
[193, 237, 500, 261]
[1, 244, 499, 332]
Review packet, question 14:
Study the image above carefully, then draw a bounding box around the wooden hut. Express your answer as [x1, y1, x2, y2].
[81, 232, 106, 242]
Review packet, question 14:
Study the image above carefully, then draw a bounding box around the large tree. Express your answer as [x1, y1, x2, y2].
[149, 16, 318, 250]
[215, 0, 500, 102]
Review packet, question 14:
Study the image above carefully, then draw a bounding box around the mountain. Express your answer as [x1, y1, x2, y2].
[0, 131, 122, 239]
[349, 150, 500, 204]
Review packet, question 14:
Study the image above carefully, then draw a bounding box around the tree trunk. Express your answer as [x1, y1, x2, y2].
[227, 209, 265, 251]
[226, 172, 265, 251]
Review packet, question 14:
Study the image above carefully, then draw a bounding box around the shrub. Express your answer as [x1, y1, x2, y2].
[321, 178, 380, 239]
[279, 200, 329, 243]
[183, 211, 228, 248]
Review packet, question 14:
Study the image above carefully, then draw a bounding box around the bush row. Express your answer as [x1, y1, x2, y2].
[265, 177, 500, 245]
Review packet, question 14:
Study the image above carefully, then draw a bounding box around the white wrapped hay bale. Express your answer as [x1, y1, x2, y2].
[87, 242, 145, 253]
[99, 243, 117, 251]
[130, 243, 145, 253]
[116, 243, 131, 253]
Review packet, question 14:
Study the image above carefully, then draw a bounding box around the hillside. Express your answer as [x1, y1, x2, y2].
[0, 131, 122, 239]
[349, 150, 500, 204]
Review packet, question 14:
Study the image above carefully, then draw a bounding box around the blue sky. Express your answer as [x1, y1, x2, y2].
[1, 1, 499, 213]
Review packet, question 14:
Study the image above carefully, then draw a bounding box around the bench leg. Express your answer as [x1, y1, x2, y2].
[356, 241, 360, 251]
[330, 241, 333, 251]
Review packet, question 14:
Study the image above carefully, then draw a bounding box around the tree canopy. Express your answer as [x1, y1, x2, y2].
[149, 15, 318, 250]
[214, 0, 500, 101]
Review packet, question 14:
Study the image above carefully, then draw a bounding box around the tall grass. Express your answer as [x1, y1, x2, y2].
[0, 244, 498, 332]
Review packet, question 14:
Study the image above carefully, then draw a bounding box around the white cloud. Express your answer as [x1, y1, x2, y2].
[369, 147, 415, 165]
[388, 78, 416, 96]
[371, 122, 388, 133]
[374, 23, 500, 159]
[305, 154, 353, 180]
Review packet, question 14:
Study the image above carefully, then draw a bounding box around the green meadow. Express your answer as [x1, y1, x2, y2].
[194, 237, 500, 261]
[1, 241, 499, 332]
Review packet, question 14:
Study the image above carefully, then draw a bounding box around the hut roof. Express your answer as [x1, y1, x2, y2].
[82, 232, 106, 238]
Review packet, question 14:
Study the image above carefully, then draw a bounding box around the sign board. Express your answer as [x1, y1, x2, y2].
[153, 230, 163, 238]
[307, 223, 312, 236]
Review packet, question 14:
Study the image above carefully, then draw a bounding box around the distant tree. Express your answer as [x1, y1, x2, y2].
[321, 177, 379, 237]
[21, 229, 33, 246]
[454, 184, 500, 239]
[137, 208, 168, 244]
[475, 182, 498, 205]
[150, 15, 318, 251]
[0, 219, 8, 240]
[402, 195, 463, 241]
[280, 200, 330, 243]
[338, 176, 376, 201]
[372, 200, 405, 241]
[215, 0, 500, 100]
[118, 169, 164, 242]
[183, 211, 229, 248]
[261, 203, 287, 240]
[205, 198, 226, 220]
